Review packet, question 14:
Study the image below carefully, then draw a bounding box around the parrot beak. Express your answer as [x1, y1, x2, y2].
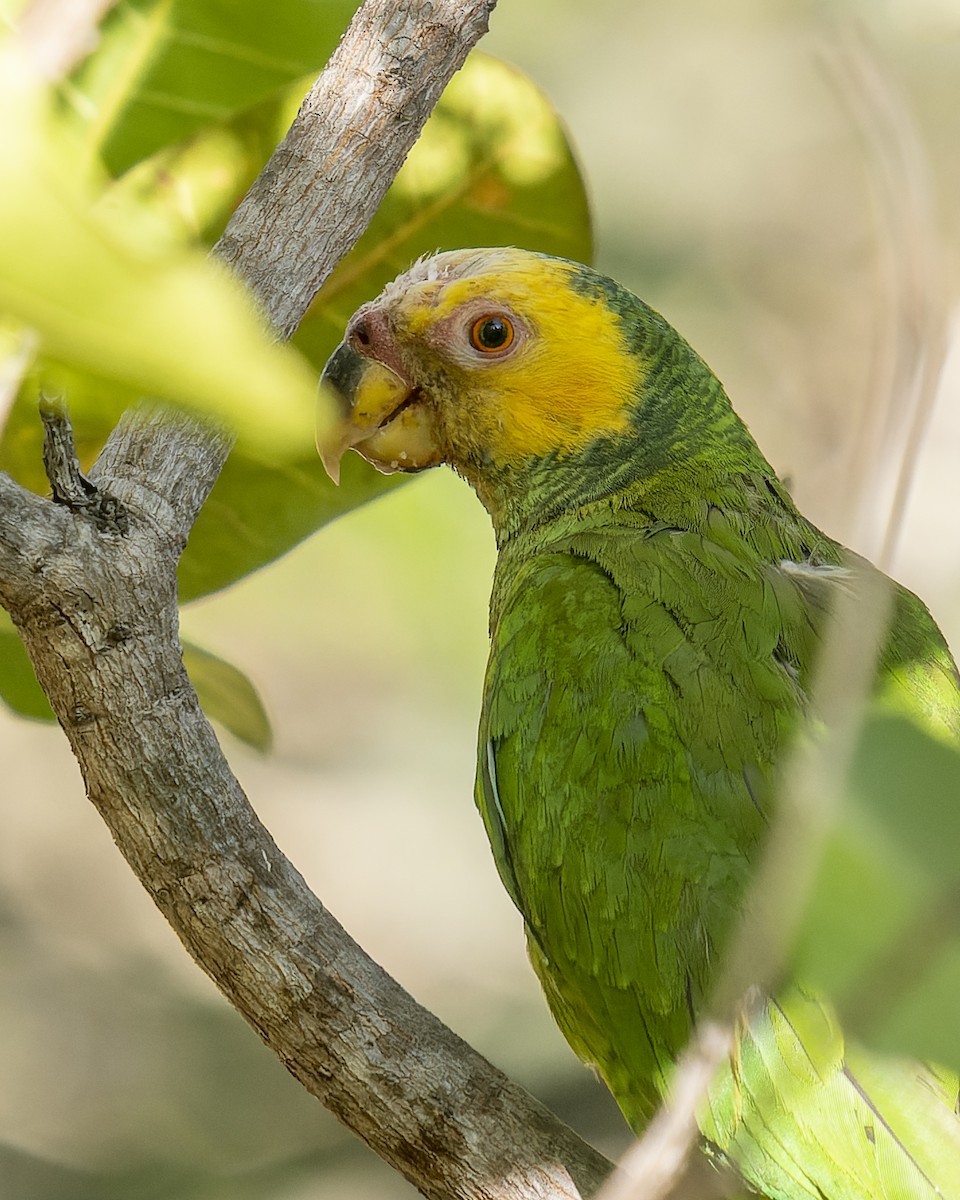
[317, 342, 441, 484]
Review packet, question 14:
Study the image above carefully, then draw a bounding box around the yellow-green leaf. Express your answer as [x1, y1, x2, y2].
[66, 0, 359, 176]
[183, 640, 272, 752]
[791, 712, 960, 1072]
[0, 52, 315, 458]
[0, 609, 55, 722]
[0, 50, 591, 605]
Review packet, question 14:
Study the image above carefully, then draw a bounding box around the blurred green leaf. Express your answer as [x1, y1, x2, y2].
[66, 0, 359, 176]
[791, 712, 960, 1069]
[0, 356, 397, 605]
[0, 53, 316, 457]
[0, 610, 54, 721]
[185, 52, 593, 599]
[182, 640, 272, 751]
[2, 50, 591, 606]
[179, 445, 401, 602]
[93, 117, 271, 252]
[0, 606, 271, 749]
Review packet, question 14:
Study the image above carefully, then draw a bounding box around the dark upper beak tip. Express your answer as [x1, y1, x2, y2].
[319, 341, 366, 416]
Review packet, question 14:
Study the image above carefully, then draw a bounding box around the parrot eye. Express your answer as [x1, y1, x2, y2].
[470, 315, 515, 353]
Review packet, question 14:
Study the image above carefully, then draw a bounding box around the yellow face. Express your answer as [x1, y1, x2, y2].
[318, 248, 645, 485]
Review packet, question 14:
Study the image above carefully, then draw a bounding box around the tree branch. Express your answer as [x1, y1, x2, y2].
[0, 1, 613, 1197]
[214, 0, 498, 337]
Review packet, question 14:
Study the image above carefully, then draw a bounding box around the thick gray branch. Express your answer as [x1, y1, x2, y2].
[0, 1, 612, 1198]
[215, 0, 498, 337]
[1, 412, 607, 1200]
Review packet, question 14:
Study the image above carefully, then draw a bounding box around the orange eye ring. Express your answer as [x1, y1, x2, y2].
[470, 314, 515, 353]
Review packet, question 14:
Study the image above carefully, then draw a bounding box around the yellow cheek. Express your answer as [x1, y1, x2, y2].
[399, 255, 646, 463]
[462, 281, 643, 461]
[484, 337, 639, 461]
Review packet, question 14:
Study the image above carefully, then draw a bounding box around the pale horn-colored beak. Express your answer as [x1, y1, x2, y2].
[317, 341, 441, 484]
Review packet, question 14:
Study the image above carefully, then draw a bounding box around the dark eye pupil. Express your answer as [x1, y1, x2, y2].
[477, 318, 509, 349]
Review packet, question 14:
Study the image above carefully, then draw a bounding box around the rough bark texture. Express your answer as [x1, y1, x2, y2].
[0, 2, 613, 1198]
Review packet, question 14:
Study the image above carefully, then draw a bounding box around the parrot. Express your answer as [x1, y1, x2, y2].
[317, 246, 960, 1199]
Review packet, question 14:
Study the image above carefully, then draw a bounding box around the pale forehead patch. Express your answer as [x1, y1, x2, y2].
[378, 247, 538, 305]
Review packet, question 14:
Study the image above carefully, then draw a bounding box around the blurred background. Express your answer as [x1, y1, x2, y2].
[2, 0, 960, 1196]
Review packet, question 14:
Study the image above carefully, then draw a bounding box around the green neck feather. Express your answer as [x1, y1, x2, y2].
[473, 276, 777, 545]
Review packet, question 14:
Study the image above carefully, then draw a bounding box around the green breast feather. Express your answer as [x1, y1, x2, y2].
[477, 490, 960, 1199]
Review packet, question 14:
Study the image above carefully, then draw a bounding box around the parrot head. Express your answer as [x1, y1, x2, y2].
[319, 247, 762, 533]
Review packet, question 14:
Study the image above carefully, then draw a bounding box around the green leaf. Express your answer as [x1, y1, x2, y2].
[183, 51, 594, 599]
[182, 640, 272, 751]
[0, 610, 55, 722]
[66, 0, 359, 175]
[790, 712, 960, 1070]
[0, 53, 317, 457]
[0, 607, 271, 748]
[296, 53, 593, 369]
[179, 444, 402, 602]
[2, 50, 592, 604]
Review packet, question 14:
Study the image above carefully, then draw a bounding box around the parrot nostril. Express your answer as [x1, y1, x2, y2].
[346, 307, 396, 363]
[350, 318, 372, 350]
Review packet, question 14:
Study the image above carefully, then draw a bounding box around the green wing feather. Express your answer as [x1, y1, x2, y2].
[476, 475, 960, 1198]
